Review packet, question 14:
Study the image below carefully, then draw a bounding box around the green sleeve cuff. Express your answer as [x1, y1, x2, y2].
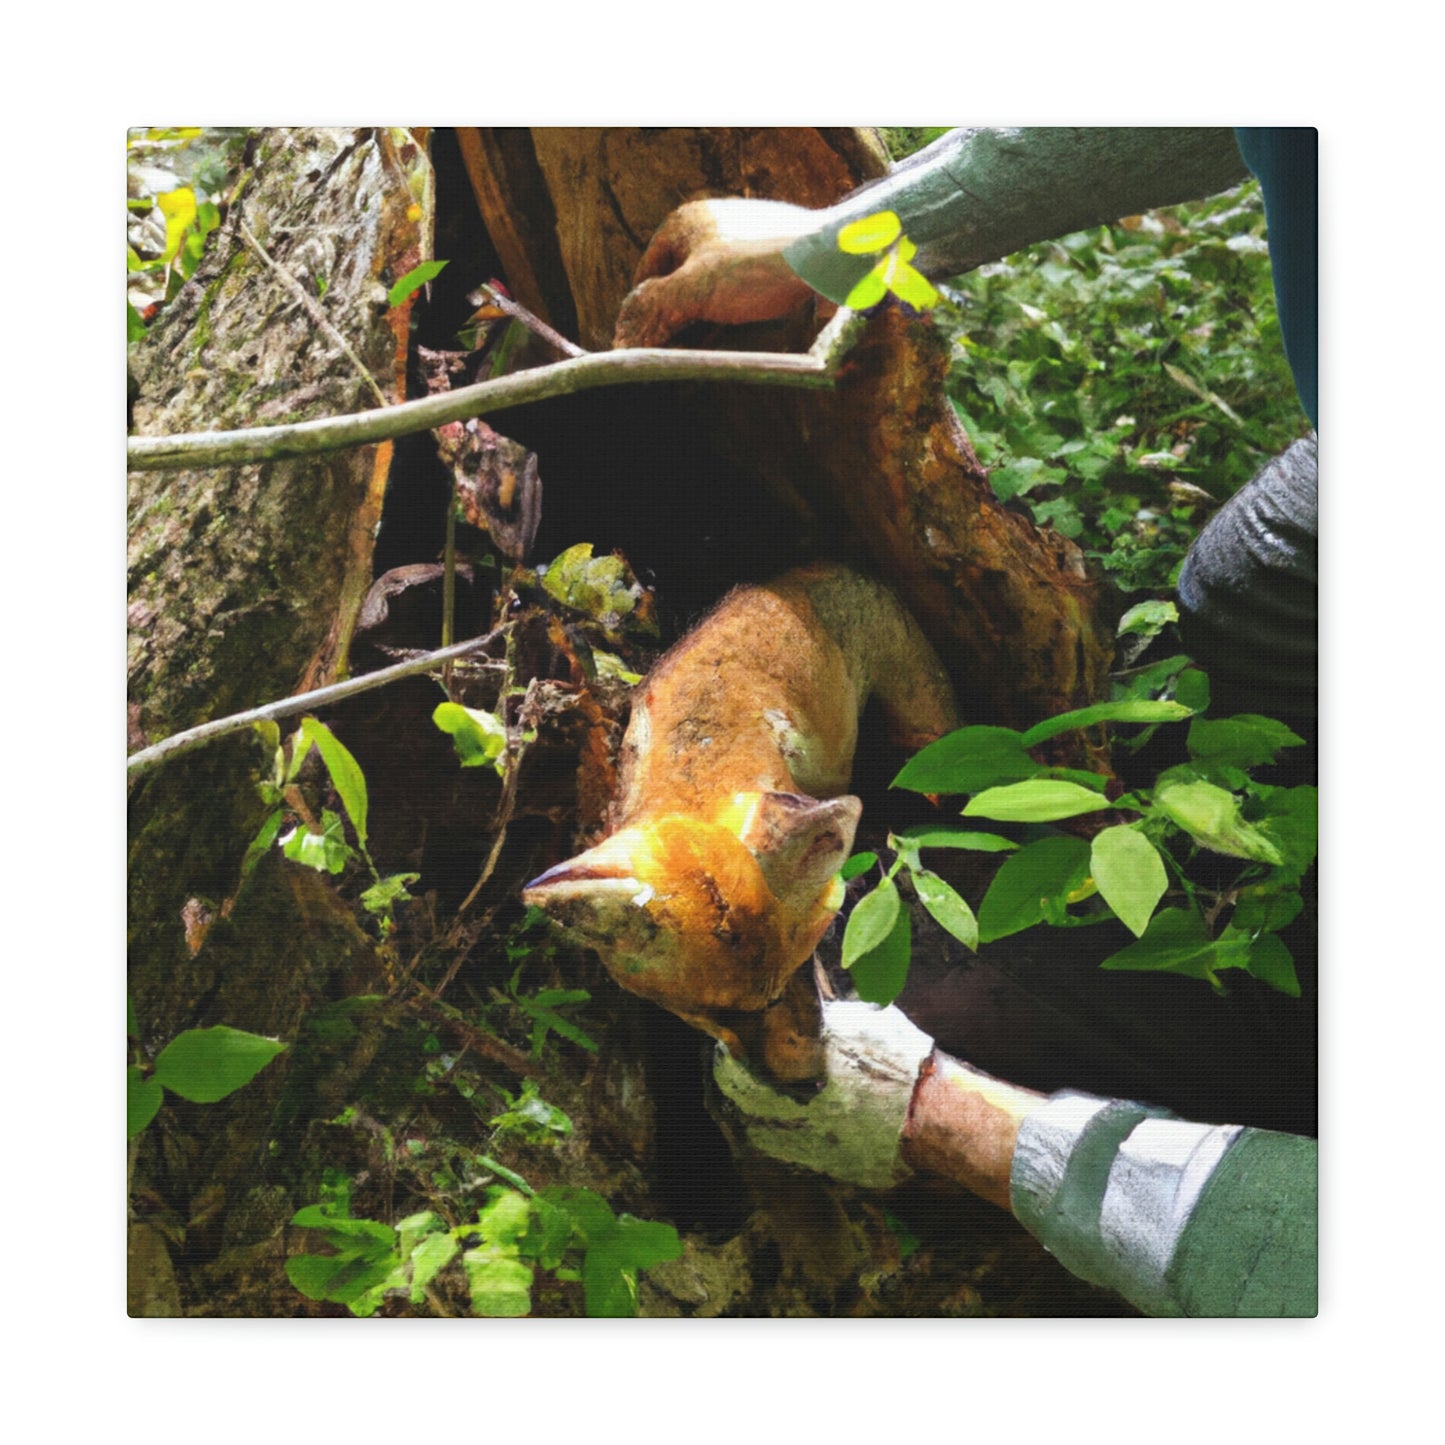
[1012, 1093, 1318, 1316]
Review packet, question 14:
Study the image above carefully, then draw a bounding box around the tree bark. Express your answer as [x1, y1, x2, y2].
[127, 129, 429, 1315]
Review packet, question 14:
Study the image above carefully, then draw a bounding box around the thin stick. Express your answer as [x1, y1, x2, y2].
[127, 627, 507, 778]
[472, 282, 589, 359]
[127, 328, 859, 473]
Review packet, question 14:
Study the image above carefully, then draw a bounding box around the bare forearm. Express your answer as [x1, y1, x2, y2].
[900, 1051, 1043, 1211]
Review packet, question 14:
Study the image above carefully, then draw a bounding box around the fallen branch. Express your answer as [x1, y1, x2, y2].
[127, 627, 507, 779]
[126, 312, 864, 473]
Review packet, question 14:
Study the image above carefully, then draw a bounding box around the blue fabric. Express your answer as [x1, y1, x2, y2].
[1234, 128, 1318, 429]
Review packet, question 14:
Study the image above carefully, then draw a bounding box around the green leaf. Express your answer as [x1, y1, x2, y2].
[432, 701, 507, 769]
[891, 825, 1018, 853]
[360, 873, 420, 914]
[1118, 654, 1193, 702]
[964, 779, 1113, 823]
[477, 1187, 533, 1247]
[1253, 785, 1317, 876]
[240, 808, 284, 883]
[544, 1187, 616, 1244]
[911, 869, 978, 951]
[848, 897, 912, 1004]
[127, 1066, 163, 1138]
[127, 300, 148, 342]
[531, 988, 591, 1008]
[841, 877, 900, 968]
[1090, 825, 1167, 938]
[612, 1214, 683, 1271]
[581, 1238, 639, 1318]
[838, 210, 902, 255]
[1021, 698, 1193, 747]
[541, 542, 640, 620]
[527, 1194, 576, 1270]
[286, 1244, 398, 1307]
[284, 727, 314, 783]
[387, 259, 449, 309]
[153, 1025, 287, 1103]
[893, 725, 1041, 794]
[408, 1231, 460, 1302]
[477, 1155, 534, 1195]
[289, 1210, 396, 1249]
[1173, 669, 1211, 714]
[977, 835, 1092, 943]
[990, 458, 1068, 502]
[1242, 933, 1301, 997]
[839, 851, 878, 882]
[395, 1211, 446, 1251]
[578, 1214, 681, 1318]
[1154, 779, 1284, 863]
[1099, 909, 1252, 989]
[1117, 599, 1178, 639]
[883, 1209, 921, 1261]
[511, 993, 599, 1054]
[287, 1252, 390, 1305]
[464, 1249, 534, 1317]
[1186, 714, 1305, 769]
[300, 718, 369, 848]
[1232, 886, 1304, 934]
[280, 810, 353, 874]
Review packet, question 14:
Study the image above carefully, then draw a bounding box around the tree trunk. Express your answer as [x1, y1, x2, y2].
[127, 129, 428, 1315]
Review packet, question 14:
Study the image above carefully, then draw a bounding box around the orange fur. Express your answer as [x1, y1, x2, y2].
[524, 564, 957, 1070]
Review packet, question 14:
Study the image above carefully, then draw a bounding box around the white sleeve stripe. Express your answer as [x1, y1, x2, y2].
[1098, 1118, 1242, 1315]
[1010, 1092, 1117, 1228]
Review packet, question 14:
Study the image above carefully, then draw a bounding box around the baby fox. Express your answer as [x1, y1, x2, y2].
[524, 563, 958, 1078]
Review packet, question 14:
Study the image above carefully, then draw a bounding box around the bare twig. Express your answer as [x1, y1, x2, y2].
[453, 675, 540, 923]
[127, 328, 861, 473]
[237, 219, 389, 408]
[470, 282, 589, 359]
[401, 991, 543, 1079]
[127, 627, 507, 778]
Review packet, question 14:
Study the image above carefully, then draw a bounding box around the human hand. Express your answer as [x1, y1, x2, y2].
[712, 998, 1043, 1208]
[613, 198, 819, 349]
[711, 1000, 935, 1190]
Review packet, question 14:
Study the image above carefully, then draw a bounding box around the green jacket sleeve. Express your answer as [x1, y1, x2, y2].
[1010, 1092, 1318, 1317]
[782, 127, 1248, 305]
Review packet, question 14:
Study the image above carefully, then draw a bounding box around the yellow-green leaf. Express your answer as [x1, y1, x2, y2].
[1154, 779, 1284, 863]
[845, 266, 889, 311]
[156, 187, 198, 265]
[838, 210, 902, 255]
[1090, 825, 1167, 938]
[890, 262, 940, 310]
[301, 717, 369, 850]
[964, 779, 1113, 822]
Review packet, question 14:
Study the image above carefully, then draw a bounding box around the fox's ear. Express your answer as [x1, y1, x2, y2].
[730, 792, 861, 901]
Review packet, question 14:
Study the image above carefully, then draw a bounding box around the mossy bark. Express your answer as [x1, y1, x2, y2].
[126, 129, 429, 1316]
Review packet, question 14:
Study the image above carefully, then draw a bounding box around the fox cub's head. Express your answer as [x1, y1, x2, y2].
[523, 792, 860, 1031]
